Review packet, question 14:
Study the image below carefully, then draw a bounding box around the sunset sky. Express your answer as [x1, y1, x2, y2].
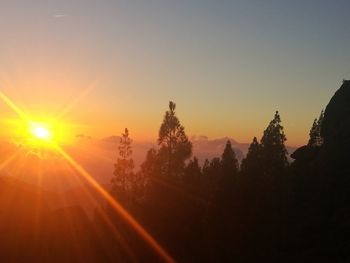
[0, 1, 349, 146]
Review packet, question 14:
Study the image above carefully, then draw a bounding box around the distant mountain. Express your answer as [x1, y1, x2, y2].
[0, 135, 297, 217]
[94, 135, 297, 167]
[0, 135, 297, 194]
[191, 136, 297, 164]
[191, 136, 246, 164]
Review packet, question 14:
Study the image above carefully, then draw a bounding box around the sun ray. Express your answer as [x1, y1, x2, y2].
[54, 144, 176, 263]
[56, 161, 139, 262]
[0, 148, 23, 171]
[0, 88, 175, 261]
[94, 205, 139, 262]
[0, 90, 28, 119]
[56, 80, 99, 121]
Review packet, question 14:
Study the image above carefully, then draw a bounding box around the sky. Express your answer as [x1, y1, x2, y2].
[0, 0, 349, 146]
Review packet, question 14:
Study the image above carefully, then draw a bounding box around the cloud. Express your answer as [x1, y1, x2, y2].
[53, 14, 68, 18]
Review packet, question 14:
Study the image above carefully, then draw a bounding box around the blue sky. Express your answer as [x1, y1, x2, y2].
[0, 0, 349, 145]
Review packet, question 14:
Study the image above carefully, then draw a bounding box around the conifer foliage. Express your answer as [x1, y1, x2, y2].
[202, 157, 221, 178]
[308, 110, 324, 147]
[260, 111, 288, 176]
[158, 101, 192, 177]
[111, 128, 135, 202]
[241, 111, 288, 177]
[183, 157, 202, 185]
[220, 140, 239, 177]
[241, 137, 261, 176]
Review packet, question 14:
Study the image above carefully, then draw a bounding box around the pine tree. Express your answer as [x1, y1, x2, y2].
[202, 159, 210, 176]
[317, 110, 324, 145]
[140, 148, 158, 179]
[212, 140, 239, 210]
[118, 128, 133, 160]
[111, 128, 135, 203]
[308, 110, 324, 147]
[220, 140, 239, 177]
[241, 137, 261, 176]
[138, 148, 160, 202]
[183, 157, 202, 185]
[308, 118, 319, 147]
[129, 171, 148, 205]
[203, 157, 221, 178]
[158, 101, 192, 177]
[260, 111, 288, 176]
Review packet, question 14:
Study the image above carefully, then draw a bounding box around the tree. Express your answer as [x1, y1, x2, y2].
[202, 159, 210, 176]
[211, 140, 239, 204]
[308, 118, 319, 147]
[220, 140, 239, 178]
[308, 110, 324, 147]
[140, 148, 158, 179]
[260, 111, 288, 176]
[119, 128, 133, 160]
[202, 157, 222, 199]
[111, 128, 135, 204]
[158, 101, 192, 177]
[203, 158, 221, 178]
[241, 137, 261, 176]
[183, 157, 202, 185]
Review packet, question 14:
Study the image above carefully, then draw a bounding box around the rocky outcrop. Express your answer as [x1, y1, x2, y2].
[290, 145, 320, 161]
[320, 80, 350, 171]
[292, 80, 350, 172]
[321, 80, 350, 143]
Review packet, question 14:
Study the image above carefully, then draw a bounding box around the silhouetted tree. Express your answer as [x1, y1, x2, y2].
[202, 158, 221, 178]
[183, 157, 202, 185]
[202, 159, 210, 175]
[140, 148, 158, 179]
[241, 137, 261, 177]
[111, 128, 135, 204]
[129, 171, 148, 205]
[308, 119, 318, 146]
[202, 157, 222, 205]
[139, 148, 163, 200]
[308, 110, 324, 147]
[158, 101, 192, 177]
[260, 111, 288, 176]
[220, 140, 239, 178]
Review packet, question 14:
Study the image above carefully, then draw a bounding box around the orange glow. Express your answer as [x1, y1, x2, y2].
[0, 91, 73, 147]
[55, 145, 176, 263]
[0, 89, 175, 263]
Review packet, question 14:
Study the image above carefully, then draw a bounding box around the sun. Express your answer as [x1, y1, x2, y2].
[29, 122, 53, 141]
[32, 126, 51, 140]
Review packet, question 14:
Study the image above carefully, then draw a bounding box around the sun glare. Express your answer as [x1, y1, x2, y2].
[18, 118, 72, 148]
[32, 126, 51, 140]
[29, 122, 53, 142]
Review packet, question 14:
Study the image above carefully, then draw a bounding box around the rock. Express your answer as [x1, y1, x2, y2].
[291, 145, 320, 161]
[320, 80, 350, 170]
